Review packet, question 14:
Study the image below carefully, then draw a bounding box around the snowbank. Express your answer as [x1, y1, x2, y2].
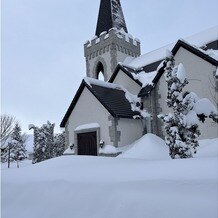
[99, 145, 117, 154]
[63, 147, 75, 155]
[2, 155, 217, 218]
[195, 138, 218, 158]
[118, 134, 170, 160]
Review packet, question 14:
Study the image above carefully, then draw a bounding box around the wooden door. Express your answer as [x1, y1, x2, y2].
[77, 132, 97, 156]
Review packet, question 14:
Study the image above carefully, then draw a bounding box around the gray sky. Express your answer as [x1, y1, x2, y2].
[2, 0, 218, 133]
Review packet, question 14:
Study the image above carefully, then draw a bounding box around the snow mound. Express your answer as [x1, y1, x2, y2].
[195, 138, 218, 158]
[2, 155, 218, 218]
[99, 145, 117, 154]
[63, 147, 75, 155]
[118, 134, 170, 160]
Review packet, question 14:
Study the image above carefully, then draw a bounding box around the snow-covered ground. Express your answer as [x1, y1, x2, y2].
[1, 135, 218, 218]
[1, 159, 32, 170]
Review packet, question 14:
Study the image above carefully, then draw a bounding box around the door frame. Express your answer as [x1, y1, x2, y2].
[74, 125, 100, 156]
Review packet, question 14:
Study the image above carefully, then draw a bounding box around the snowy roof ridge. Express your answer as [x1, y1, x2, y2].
[178, 38, 218, 61]
[83, 77, 122, 90]
[185, 25, 218, 47]
[128, 26, 218, 69]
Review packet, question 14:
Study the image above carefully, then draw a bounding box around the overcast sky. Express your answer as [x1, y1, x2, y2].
[2, 0, 218, 133]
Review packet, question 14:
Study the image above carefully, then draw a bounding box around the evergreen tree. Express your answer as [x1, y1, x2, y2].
[29, 121, 55, 164]
[158, 52, 217, 159]
[53, 131, 66, 157]
[3, 123, 27, 167]
[30, 125, 47, 164]
[42, 121, 55, 159]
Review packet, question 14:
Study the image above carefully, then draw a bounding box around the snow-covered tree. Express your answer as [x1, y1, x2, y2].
[2, 123, 27, 167]
[29, 125, 47, 164]
[42, 121, 55, 159]
[29, 121, 55, 164]
[53, 131, 66, 157]
[158, 52, 218, 159]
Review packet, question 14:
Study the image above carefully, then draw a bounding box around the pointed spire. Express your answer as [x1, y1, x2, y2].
[95, 0, 128, 36]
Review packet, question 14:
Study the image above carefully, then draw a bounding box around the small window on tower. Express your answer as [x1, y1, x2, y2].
[98, 72, 105, 81]
[96, 62, 105, 81]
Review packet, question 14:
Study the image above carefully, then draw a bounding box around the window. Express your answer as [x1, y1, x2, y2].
[96, 62, 105, 81]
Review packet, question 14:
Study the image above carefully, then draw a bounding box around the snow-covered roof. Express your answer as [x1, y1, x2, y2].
[60, 78, 141, 127]
[185, 26, 218, 47]
[131, 71, 158, 88]
[127, 26, 218, 69]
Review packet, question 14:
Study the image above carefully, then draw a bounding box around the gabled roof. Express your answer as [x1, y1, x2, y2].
[95, 0, 128, 37]
[125, 26, 218, 70]
[172, 40, 218, 66]
[60, 79, 140, 127]
[137, 39, 218, 98]
[138, 62, 166, 97]
[109, 64, 143, 86]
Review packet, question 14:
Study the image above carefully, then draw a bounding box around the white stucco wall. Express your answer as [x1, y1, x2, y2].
[117, 118, 143, 147]
[66, 87, 111, 146]
[157, 47, 217, 139]
[112, 70, 142, 95]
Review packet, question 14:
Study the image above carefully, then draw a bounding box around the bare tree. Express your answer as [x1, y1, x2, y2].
[0, 114, 16, 147]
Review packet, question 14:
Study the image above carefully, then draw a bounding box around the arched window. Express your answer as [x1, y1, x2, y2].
[96, 62, 105, 81]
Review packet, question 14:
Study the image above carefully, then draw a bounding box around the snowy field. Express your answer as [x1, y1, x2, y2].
[1, 135, 218, 218]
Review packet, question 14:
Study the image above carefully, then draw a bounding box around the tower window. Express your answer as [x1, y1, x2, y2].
[96, 62, 105, 81]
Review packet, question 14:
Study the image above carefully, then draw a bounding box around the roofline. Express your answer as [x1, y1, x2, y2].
[109, 64, 143, 86]
[60, 79, 136, 127]
[172, 40, 218, 66]
[60, 81, 86, 127]
[137, 61, 166, 97]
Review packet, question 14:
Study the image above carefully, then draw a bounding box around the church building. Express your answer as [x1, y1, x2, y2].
[60, 0, 218, 156]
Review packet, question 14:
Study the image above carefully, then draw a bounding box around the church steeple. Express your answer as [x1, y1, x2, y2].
[95, 0, 128, 36]
[84, 0, 140, 81]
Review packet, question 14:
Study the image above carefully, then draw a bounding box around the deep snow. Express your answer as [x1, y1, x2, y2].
[1, 135, 218, 218]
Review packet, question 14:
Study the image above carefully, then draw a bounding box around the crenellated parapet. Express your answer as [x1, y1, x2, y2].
[84, 28, 141, 60]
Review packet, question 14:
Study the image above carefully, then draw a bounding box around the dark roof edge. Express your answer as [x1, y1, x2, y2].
[172, 40, 218, 66]
[60, 79, 137, 127]
[137, 61, 166, 97]
[60, 80, 86, 127]
[109, 64, 143, 86]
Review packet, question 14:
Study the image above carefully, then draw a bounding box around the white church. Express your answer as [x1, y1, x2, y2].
[60, 0, 218, 156]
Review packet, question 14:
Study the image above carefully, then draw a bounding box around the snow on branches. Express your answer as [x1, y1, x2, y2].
[29, 122, 65, 164]
[158, 51, 218, 159]
[2, 123, 27, 167]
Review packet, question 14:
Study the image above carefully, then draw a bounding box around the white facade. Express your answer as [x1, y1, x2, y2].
[112, 69, 142, 95]
[117, 118, 143, 147]
[66, 87, 111, 147]
[65, 86, 144, 154]
[157, 47, 218, 139]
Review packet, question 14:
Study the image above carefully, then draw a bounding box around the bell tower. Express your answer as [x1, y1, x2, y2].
[84, 0, 141, 81]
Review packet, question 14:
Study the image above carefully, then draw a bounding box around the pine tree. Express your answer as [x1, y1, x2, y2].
[29, 121, 55, 164]
[53, 131, 65, 157]
[159, 53, 199, 158]
[42, 121, 55, 159]
[159, 52, 218, 159]
[3, 123, 27, 167]
[30, 125, 47, 164]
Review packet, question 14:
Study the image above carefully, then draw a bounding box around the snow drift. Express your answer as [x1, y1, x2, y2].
[118, 133, 170, 160]
[1, 136, 218, 218]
